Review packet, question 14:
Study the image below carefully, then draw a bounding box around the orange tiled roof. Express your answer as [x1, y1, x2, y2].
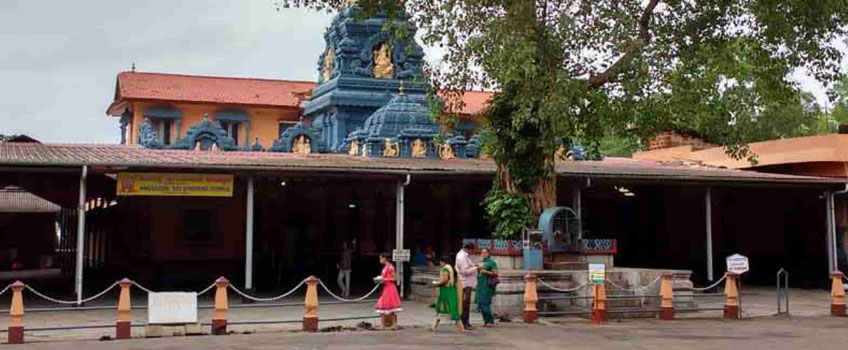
[0, 143, 843, 185]
[114, 72, 315, 109]
[112, 72, 493, 115]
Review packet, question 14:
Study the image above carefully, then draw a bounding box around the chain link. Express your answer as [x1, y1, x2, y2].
[196, 283, 217, 296]
[536, 278, 588, 293]
[692, 275, 727, 292]
[317, 279, 381, 302]
[25, 282, 119, 305]
[228, 279, 308, 302]
[0, 284, 11, 297]
[129, 280, 157, 294]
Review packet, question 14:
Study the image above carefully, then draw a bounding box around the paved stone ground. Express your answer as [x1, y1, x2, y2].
[0, 286, 836, 344]
[10, 315, 848, 350]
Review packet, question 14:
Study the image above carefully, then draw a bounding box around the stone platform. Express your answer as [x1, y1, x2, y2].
[410, 266, 694, 317]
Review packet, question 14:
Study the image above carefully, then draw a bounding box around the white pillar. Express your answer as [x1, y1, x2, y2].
[706, 187, 714, 282]
[395, 179, 405, 298]
[75, 165, 87, 304]
[245, 176, 255, 290]
[826, 190, 836, 273]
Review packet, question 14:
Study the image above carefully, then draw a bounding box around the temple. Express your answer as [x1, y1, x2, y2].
[0, 5, 846, 302]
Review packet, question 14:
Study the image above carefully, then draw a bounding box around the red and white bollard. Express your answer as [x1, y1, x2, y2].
[523, 273, 539, 323]
[831, 271, 846, 316]
[659, 273, 674, 320]
[212, 277, 229, 335]
[591, 283, 607, 325]
[8, 281, 25, 344]
[116, 279, 132, 339]
[723, 273, 739, 319]
[303, 276, 319, 332]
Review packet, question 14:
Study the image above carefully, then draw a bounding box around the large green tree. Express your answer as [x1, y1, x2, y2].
[282, 0, 847, 237]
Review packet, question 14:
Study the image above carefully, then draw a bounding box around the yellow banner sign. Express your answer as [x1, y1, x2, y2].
[117, 173, 233, 197]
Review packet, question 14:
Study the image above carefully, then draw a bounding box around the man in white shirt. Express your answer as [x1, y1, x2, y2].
[455, 242, 478, 330]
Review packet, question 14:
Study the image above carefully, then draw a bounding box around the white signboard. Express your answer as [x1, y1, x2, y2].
[393, 249, 411, 262]
[148, 292, 198, 324]
[726, 254, 749, 275]
[588, 263, 605, 285]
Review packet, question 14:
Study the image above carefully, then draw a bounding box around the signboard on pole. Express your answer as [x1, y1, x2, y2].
[726, 254, 749, 275]
[148, 292, 198, 324]
[588, 263, 605, 285]
[117, 172, 233, 197]
[393, 249, 411, 262]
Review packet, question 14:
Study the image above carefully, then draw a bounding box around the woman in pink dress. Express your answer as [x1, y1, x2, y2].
[374, 252, 402, 329]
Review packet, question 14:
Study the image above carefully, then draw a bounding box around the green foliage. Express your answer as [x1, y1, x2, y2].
[483, 186, 534, 240]
[281, 0, 848, 229]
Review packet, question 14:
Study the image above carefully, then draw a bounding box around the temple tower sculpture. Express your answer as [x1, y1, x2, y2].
[302, 5, 427, 151]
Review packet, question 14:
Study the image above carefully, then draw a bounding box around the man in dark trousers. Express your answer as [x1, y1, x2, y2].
[455, 242, 478, 330]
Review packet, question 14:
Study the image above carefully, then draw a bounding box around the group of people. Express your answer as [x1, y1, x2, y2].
[371, 242, 499, 332]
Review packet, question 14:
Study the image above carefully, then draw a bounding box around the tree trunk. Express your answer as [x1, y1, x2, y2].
[497, 159, 557, 219]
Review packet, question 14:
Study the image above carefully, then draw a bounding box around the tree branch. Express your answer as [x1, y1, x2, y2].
[586, 0, 661, 89]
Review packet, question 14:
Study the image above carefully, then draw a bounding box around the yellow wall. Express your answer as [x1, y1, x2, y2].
[127, 101, 301, 149]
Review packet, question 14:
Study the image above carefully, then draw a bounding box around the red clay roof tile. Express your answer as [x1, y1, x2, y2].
[114, 72, 493, 115]
[0, 143, 842, 185]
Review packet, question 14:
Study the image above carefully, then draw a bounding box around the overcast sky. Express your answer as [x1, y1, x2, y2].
[0, 1, 843, 143]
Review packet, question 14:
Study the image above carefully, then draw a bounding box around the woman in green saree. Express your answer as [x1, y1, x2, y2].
[431, 255, 465, 332]
[476, 248, 499, 327]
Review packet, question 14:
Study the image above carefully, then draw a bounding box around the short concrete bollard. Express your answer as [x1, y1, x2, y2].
[523, 273, 539, 323]
[303, 276, 319, 332]
[659, 273, 674, 320]
[723, 273, 739, 319]
[591, 283, 606, 325]
[830, 271, 846, 316]
[212, 277, 229, 335]
[116, 278, 132, 339]
[8, 281, 25, 344]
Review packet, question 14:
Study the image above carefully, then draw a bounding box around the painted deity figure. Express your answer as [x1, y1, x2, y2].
[439, 142, 455, 160]
[322, 47, 335, 82]
[292, 135, 312, 154]
[349, 140, 359, 156]
[383, 138, 399, 157]
[373, 43, 394, 79]
[412, 139, 427, 158]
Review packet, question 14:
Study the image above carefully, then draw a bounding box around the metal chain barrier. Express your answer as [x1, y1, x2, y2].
[25, 281, 119, 305]
[228, 278, 308, 302]
[605, 275, 662, 292]
[692, 275, 727, 292]
[196, 282, 217, 296]
[317, 279, 381, 302]
[0, 283, 11, 297]
[537, 278, 588, 293]
[129, 280, 157, 294]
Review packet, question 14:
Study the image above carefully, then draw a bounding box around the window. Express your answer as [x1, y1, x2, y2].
[181, 209, 216, 243]
[279, 121, 297, 137]
[220, 121, 240, 146]
[151, 119, 173, 145]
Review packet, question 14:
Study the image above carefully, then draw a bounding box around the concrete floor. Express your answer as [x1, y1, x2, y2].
[9, 315, 848, 350]
[0, 286, 838, 344]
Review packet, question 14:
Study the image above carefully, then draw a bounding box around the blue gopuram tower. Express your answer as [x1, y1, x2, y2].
[302, 6, 427, 152]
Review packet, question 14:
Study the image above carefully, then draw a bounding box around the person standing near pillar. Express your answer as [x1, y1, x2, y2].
[337, 239, 356, 298]
[455, 242, 478, 330]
